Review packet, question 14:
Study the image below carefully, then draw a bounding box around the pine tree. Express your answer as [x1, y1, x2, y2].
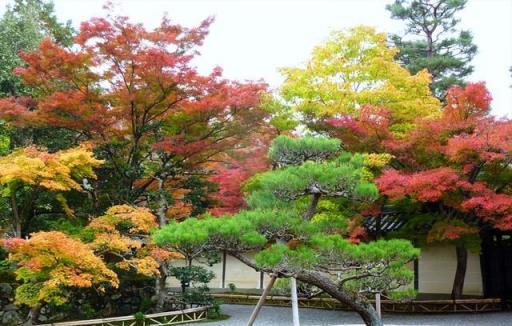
[387, 0, 477, 98]
[154, 136, 419, 326]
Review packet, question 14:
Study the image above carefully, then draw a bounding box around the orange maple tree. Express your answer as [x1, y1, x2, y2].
[1, 231, 118, 320]
[0, 9, 268, 214]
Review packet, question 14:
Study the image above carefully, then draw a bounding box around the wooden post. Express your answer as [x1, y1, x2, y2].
[222, 251, 227, 288]
[247, 274, 277, 326]
[414, 258, 419, 291]
[290, 277, 300, 326]
[375, 292, 381, 318]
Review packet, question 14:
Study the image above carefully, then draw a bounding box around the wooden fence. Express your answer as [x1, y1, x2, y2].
[36, 306, 211, 326]
[213, 293, 503, 313]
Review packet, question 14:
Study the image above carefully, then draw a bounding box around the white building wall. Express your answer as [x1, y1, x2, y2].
[418, 245, 483, 295]
[167, 245, 484, 295]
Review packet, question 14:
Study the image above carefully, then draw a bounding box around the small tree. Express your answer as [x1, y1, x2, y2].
[169, 265, 215, 307]
[1, 231, 118, 323]
[155, 136, 418, 326]
[386, 0, 477, 98]
[86, 205, 183, 310]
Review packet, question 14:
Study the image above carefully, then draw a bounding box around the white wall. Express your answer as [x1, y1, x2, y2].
[166, 245, 484, 296]
[418, 245, 483, 295]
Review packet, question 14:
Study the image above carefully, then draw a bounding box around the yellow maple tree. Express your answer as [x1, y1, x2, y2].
[0, 145, 103, 236]
[279, 26, 440, 127]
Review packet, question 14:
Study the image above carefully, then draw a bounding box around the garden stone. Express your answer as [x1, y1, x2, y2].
[3, 303, 17, 311]
[0, 283, 12, 297]
[2, 310, 23, 325]
[111, 293, 122, 300]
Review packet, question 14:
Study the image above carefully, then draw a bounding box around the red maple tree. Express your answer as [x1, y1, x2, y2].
[370, 83, 512, 298]
[0, 9, 269, 214]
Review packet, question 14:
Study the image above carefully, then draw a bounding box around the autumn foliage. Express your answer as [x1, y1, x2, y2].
[0, 9, 268, 209]
[87, 205, 183, 277]
[373, 83, 512, 237]
[0, 145, 103, 192]
[1, 231, 118, 307]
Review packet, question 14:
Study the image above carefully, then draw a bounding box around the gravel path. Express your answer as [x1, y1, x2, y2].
[187, 304, 512, 326]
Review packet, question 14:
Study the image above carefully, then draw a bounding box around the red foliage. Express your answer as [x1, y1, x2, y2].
[326, 105, 392, 152]
[446, 119, 512, 165]
[462, 194, 512, 230]
[348, 226, 367, 244]
[208, 137, 271, 216]
[443, 82, 492, 122]
[0, 9, 270, 210]
[377, 167, 466, 202]
[427, 221, 478, 243]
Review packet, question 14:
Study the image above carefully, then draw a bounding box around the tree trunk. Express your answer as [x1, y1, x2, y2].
[28, 305, 41, 325]
[155, 264, 168, 311]
[155, 177, 169, 311]
[304, 193, 321, 220]
[296, 270, 382, 326]
[156, 178, 168, 227]
[231, 252, 382, 326]
[11, 192, 21, 237]
[451, 245, 467, 300]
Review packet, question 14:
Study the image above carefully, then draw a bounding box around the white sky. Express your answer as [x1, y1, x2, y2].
[2, 0, 511, 117]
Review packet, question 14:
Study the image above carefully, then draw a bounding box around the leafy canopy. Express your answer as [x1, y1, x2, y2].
[0, 145, 103, 193]
[87, 205, 183, 277]
[1, 231, 118, 307]
[280, 26, 440, 128]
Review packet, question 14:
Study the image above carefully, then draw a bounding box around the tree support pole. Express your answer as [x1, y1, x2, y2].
[247, 274, 277, 326]
[291, 277, 300, 326]
[375, 293, 381, 318]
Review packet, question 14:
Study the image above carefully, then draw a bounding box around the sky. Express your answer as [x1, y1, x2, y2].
[2, 0, 511, 117]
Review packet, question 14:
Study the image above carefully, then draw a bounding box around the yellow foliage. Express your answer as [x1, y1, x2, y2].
[88, 205, 182, 277]
[2, 231, 118, 307]
[0, 145, 103, 192]
[116, 257, 160, 277]
[363, 153, 394, 169]
[279, 26, 440, 125]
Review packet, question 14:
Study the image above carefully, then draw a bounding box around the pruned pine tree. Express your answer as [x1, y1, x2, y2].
[155, 136, 419, 326]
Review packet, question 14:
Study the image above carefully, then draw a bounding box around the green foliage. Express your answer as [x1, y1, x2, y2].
[133, 312, 145, 321]
[155, 136, 418, 297]
[247, 158, 378, 208]
[387, 0, 477, 98]
[272, 278, 318, 297]
[170, 265, 215, 292]
[268, 135, 341, 166]
[170, 265, 215, 305]
[260, 93, 298, 133]
[0, 0, 74, 97]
